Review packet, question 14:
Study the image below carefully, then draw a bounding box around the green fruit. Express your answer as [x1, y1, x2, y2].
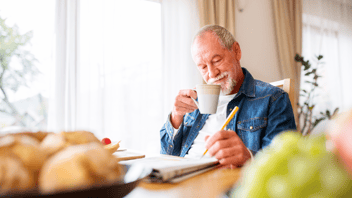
[297, 135, 327, 158]
[267, 175, 293, 198]
[319, 154, 351, 197]
[231, 132, 352, 198]
[288, 155, 317, 188]
[271, 131, 301, 151]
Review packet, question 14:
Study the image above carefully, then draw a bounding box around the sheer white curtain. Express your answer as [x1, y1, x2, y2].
[49, 0, 201, 154]
[302, 0, 352, 119]
[161, 0, 203, 119]
[48, 0, 78, 132]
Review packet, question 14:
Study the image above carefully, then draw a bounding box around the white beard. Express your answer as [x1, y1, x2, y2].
[221, 77, 237, 95]
[207, 72, 237, 95]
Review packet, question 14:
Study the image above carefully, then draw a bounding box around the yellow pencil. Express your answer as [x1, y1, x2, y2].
[202, 106, 239, 157]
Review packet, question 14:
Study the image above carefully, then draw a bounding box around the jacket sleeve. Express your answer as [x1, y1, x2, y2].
[262, 91, 297, 148]
[160, 114, 184, 156]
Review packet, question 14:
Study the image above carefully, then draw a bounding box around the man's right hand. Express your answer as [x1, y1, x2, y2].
[170, 89, 198, 129]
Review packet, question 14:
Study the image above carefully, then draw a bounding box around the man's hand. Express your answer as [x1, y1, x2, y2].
[170, 89, 198, 129]
[205, 130, 251, 169]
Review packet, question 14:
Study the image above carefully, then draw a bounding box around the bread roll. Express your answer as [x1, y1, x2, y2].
[39, 142, 122, 193]
[0, 156, 35, 194]
[40, 133, 66, 156]
[0, 135, 46, 172]
[60, 131, 101, 145]
[0, 135, 45, 194]
[2, 131, 52, 143]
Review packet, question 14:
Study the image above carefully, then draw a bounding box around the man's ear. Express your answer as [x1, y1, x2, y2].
[231, 42, 242, 61]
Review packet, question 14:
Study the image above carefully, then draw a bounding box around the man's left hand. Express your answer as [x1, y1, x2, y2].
[205, 130, 251, 169]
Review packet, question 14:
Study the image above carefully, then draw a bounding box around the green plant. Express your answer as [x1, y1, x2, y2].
[294, 54, 339, 136]
[0, 16, 39, 126]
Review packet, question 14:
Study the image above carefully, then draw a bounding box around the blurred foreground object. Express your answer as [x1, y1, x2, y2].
[0, 131, 123, 195]
[232, 131, 352, 198]
[105, 141, 121, 154]
[328, 109, 352, 178]
[0, 134, 45, 194]
[39, 142, 122, 193]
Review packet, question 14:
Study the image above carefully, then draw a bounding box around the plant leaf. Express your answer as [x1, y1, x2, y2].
[326, 110, 331, 119]
[331, 108, 339, 118]
[313, 117, 326, 128]
[305, 71, 313, 76]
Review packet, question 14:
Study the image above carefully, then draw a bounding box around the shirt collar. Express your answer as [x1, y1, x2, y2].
[236, 68, 256, 98]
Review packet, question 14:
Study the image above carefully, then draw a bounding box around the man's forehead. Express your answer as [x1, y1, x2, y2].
[193, 31, 217, 45]
[192, 32, 222, 56]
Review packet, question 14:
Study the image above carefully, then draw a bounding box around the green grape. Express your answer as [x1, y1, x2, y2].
[253, 148, 288, 177]
[231, 132, 352, 198]
[297, 135, 327, 158]
[287, 155, 317, 188]
[307, 193, 329, 198]
[319, 154, 351, 197]
[267, 175, 293, 198]
[235, 183, 270, 198]
[271, 131, 301, 152]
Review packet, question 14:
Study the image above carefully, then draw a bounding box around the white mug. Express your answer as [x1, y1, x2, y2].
[191, 84, 221, 114]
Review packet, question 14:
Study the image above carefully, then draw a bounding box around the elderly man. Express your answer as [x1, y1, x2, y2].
[160, 25, 296, 168]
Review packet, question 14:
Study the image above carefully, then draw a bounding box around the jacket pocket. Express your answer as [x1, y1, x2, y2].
[237, 117, 267, 151]
[237, 117, 267, 132]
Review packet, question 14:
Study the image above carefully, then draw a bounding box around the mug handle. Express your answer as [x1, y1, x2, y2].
[191, 89, 199, 109]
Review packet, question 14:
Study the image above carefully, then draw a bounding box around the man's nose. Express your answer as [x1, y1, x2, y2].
[208, 65, 219, 79]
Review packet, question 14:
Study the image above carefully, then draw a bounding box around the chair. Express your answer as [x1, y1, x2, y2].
[270, 78, 294, 108]
[270, 78, 299, 130]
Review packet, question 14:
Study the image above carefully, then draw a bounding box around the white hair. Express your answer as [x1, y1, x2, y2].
[193, 25, 236, 51]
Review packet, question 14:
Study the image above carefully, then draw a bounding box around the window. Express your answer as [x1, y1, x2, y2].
[76, 0, 163, 152]
[0, 0, 55, 132]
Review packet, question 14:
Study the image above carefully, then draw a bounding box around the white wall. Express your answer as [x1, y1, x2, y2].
[235, 0, 282, 83]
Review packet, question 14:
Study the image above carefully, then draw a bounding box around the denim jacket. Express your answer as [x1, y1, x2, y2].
[160, 68, 296, 157]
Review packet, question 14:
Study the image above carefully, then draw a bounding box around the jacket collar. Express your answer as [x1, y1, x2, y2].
[236, 68, 256, 98]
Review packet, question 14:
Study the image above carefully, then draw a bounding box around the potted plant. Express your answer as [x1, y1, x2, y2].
[294, 54, 339, 136]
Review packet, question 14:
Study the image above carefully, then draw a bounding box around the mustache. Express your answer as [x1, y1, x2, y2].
[207, 72, 229, 84]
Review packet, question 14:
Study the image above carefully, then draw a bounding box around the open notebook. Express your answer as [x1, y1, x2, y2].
[119, 155, 219, 183]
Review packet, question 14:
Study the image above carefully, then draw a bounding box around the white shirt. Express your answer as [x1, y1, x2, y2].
[171, 93, 254, 160]
[186, 94, 236, 158]
[173, 94, 236, 158]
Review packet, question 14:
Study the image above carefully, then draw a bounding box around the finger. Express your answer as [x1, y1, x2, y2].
[213, 146, 237, 160]
[178, 89, 198, 100]
[204, 135, 210, 142]
[219, 164, 240, 169]
[218, 145, 251, 167]
[175, 100, 198, 110]
[173, 105, 197, 116]
[218, 155, 242, 166]
[230, 164, 237, 169]
[218, 164, 231, 169]
[176, 95, 198, 109]
[206, 139, 236, 156]
[205, 130, 238, 149]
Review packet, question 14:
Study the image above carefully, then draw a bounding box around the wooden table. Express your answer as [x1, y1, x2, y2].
[125, 166, 242, 198]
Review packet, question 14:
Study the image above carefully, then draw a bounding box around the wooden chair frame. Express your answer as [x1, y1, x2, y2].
[270, 78, 294, 108]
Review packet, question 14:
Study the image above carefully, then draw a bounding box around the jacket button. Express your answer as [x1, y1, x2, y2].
[250, 126, 253, 130]
[238, 121, 241, 124]
[230, 108, 232, 111]
[170, 145, 173, 148]
[185, 122, 188, 125]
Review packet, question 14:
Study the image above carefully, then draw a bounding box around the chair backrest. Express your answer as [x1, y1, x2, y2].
[270, 78, 294, 107]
